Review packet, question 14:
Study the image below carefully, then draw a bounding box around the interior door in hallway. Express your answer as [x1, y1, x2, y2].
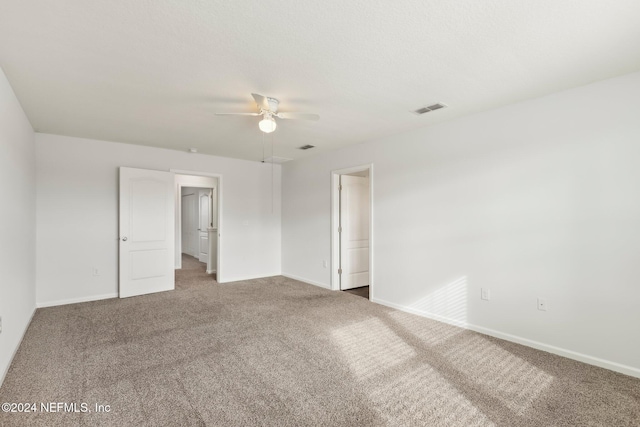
[119, 167, 175, 298]
[181, 191, 197, 257]
[340, 174, 370, 290]
[198, 189, 212, 263]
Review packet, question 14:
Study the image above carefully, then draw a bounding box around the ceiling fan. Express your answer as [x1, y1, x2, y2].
[215, 93, 319, 133]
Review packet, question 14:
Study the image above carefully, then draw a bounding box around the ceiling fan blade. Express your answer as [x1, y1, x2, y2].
[214, 112, 261, 116]
[251, 93, 270, 111]
[277, 112, 320, 121]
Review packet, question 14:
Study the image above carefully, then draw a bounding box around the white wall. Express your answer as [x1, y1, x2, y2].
[282, 71, 640, 377]
[36, 134, 281, 306]
[0, 67, 36, 386]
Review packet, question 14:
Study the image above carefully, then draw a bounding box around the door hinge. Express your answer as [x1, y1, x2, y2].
[338, 268, 342, 275]
[339, 184, 343, 191]
[338, 226, 342, 233]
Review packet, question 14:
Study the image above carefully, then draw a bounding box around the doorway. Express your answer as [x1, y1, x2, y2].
[180, 186, 215, 265]
[173, 171, 222, 281]
[331, 164, 373, 300]
[118, 167, 223, 299]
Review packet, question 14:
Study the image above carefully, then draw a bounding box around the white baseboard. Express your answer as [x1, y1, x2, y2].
[371, 296, 640, 379]
[220, 273, 281, 284]
[281, 273, 331, 289]
[468, 324, 640, 379]
[206, 269, 217, 274]
[371, 297, 468, 328]
[1, 306, 36, 388]
[36, 292, 118, 308]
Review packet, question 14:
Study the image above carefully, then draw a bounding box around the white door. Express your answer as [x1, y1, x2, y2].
[198, 189, 211, 263]
[340, 175, 370, 290]
[181, 192, 197, 257]
[119, 167, 175, 298]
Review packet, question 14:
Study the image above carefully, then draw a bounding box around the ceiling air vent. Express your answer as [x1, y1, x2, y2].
[299, 145, 315, 150]
[413, 103, 447, 115]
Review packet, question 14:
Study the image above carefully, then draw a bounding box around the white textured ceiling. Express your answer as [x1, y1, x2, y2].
[1, 1, 640, 161]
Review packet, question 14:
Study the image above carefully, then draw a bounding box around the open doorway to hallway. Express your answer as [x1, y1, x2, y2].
[180, 186, 216, 279]
[174, 172, 221, 282]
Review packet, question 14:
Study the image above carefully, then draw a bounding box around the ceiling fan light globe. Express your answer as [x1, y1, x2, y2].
[259, 117, 277, 133]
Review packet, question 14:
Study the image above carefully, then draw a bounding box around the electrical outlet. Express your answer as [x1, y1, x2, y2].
[537, 298, 547, 311]
[92, 267, 100, 276]
[481, 288, 490, 301]
[0, 316, 2, 334]
[323, 260, 328, 268]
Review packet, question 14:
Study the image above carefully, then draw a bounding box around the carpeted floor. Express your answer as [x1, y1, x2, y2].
[1, 255, 639, 426]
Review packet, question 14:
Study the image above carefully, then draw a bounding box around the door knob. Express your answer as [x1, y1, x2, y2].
[122, 237, 128, 241]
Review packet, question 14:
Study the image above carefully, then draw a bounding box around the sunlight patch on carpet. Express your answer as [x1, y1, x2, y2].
[386, 310, 464, 346]
[367, 363, 493, 426]
[332, 317, 416, 380]
[444, 334, 554, 415]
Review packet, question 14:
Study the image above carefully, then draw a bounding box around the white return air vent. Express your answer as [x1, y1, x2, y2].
[413, 103, 447, 115]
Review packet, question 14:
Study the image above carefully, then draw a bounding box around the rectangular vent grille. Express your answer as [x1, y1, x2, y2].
[299, 145, 315, 150]
[413, 103, 447, 115]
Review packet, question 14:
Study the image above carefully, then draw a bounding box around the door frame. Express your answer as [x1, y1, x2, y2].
[172, 169, 224, 282]
[331, 164, 374, 297]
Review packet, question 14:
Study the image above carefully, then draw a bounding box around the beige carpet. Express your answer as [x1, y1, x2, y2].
[1, 255, 639, 426]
